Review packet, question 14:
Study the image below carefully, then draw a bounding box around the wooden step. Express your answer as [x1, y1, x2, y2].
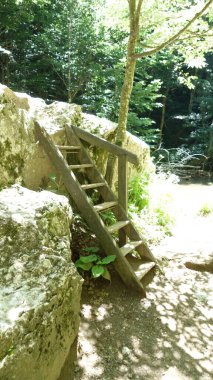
[107, 220, 130, 233]
[57, 145, 81, 151]
[69, 164, 93, 169]
[120, 241, 143, 257]
[126, 256, 156, 281]
[94, 201, 117, 212]
[81, 182, 105, 190]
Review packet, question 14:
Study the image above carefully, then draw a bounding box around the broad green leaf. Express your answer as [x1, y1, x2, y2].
[78, 254, 99, 263]
[91, 265, 105, 278]
[48, 173, 57, 182]
[100, 255, 116, 265]
[102, 268, 111, 282]
[75, 260, 92, 271]
[84, 247, 99, 254]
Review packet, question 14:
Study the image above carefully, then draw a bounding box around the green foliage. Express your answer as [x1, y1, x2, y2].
[128, 172, 150, 211]
[128, 173, 175, 243]
[75, 246, 116, 281]
[0, 0, 212, 163]
[100, 210, 116, 226]
[154, 205, 174, 235]
[198, 203, 213, 216]
[46, 173, 68, 195]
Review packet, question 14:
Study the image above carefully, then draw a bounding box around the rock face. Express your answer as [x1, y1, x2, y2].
[81, 113, 153, 185]
[0, 83, 153, 190]
[0, 185, 83, 380]
[0, 84, 82, 189]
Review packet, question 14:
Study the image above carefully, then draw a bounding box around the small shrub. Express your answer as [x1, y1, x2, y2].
[101, 210, 116, 226]
[75, 246, 116, 281]
[198, 203, 213, 216]
[154, 205, 174, 235]
[128, 173, 175, 243]
[128, 172, 150, 211]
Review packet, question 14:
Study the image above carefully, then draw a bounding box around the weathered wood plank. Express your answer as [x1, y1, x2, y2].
[118, 155, 128, 213]
[72, 125, 139, 165]
[56, 145, 81, 150]
[120, 241, 143, 256]
[107, 220, 130, 233]
[69, 164, 93, 169]
[118, 154, 128, 246]
[94, 201, 117, 212]
[126, 258, 156, 280]
[81, 182, 105, 190]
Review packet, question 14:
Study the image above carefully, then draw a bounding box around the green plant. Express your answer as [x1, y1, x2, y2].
[47, 173, 67, 195]
[128, 173, 175, 243]
[100, 210, 116, 226]
[154, 205, 174, 235]
[75, 247, 116, 281]
[128, 172, 150, 211]
[198, 203, 213, 216]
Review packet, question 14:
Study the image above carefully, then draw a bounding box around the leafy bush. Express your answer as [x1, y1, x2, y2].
[198, 203, 213, 216]
[100, 210, 116, 226]
[128, 173, 175, 243]
[128, 172, 150, 211]
[75, 246, 116, 281]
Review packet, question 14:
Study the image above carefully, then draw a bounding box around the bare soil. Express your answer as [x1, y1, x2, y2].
[74, 181, 213, 380]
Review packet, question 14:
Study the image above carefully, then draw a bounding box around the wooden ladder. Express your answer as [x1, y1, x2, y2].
[34, 122, 156, 296]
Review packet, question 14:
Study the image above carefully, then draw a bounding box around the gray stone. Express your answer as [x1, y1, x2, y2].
[0, 83, 153, 191]
[0, 185, 83, 380]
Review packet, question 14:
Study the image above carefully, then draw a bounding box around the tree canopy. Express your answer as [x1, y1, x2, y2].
[0, 0, 213, 169]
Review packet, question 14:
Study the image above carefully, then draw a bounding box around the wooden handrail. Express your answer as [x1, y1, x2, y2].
[72, 125, 139, 165]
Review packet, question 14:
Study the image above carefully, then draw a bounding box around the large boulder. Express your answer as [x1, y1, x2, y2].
[0, 83, 153, 191]
[0, 185, 83, 380]
[0, 84, 82, 189]
[80, 113, 154, 185]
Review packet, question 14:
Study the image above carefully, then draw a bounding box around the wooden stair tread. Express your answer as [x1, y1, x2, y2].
[120, 241, 143, 256]
[126, 256, 156, 280]
[81, 182, 105, 190]
[69, 164, 93, 169]
[57, 145, 81, 150]
[94, 201, 117, 212]
[108, 220, 130, 233]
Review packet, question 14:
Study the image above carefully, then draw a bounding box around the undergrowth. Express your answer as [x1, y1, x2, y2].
[128, 172, 176, 244]
[198, 203, 213, 216]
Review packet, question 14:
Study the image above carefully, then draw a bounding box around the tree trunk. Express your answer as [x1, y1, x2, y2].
[159, 88, 169, 146]
[188, 87, 195, 114]
[67, 2, 72, 103]
[105, 0, 141, 185]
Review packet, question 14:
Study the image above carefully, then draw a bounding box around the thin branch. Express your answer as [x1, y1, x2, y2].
[136, 0, 143, 16]
[133, 0, 213, 59]
[135, 0, 144, 25]
[139, 31, 213, 49]
[128, 0, 136, 30]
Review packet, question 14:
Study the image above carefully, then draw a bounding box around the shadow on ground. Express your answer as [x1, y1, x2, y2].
[74, 258, 212, 380]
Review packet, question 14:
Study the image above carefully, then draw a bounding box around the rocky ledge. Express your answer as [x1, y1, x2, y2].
[0, 185, 83, 380]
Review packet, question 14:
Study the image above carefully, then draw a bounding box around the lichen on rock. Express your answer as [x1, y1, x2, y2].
[0, 185, 83, 380]
[0, 82, 154, 193]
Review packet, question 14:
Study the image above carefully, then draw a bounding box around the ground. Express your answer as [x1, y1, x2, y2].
[74, 180, 213, 380]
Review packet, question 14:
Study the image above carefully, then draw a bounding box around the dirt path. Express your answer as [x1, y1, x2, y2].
[74, 181, 213, 380]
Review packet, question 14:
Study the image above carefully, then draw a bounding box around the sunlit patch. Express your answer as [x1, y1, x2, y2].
[81, 305, 92, 319]
[161, 316, 177, 332]
[96, 306, 108, 321]
[8, 306, 26, 322]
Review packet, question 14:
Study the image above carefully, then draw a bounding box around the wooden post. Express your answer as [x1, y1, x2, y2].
[118, 154, 128, 246]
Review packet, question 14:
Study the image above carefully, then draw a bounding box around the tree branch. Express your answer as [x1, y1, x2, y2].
[133, 0, 213, 59]
[136, 0, 143, 16]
